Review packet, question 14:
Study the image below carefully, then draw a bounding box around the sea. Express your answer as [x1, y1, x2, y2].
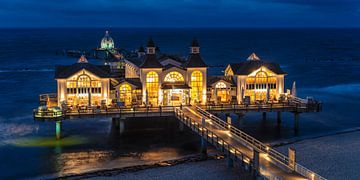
[0, 28, 359, 179]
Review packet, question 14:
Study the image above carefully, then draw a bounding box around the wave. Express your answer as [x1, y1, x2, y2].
[303, 83, 360, 98]
[0, 68, 53, 73]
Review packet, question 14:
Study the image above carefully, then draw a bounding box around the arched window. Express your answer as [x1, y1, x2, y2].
[119, 84, 132, 106]
[164, 71, 184, 82]
[190, 71, 203, 102]
[255, 71, 268, 89]
[146, 72, 159, 105]
[78, 75, 91, 87]
[215, 82, 228, 102]
[215, 82, 227, 89]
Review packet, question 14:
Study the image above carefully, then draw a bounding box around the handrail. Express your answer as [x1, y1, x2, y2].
[174, 108, 253, 169]
[195, 106, 326, 180]
[204, 102, 321, 113]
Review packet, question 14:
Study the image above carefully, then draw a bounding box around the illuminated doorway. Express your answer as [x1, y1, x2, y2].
[119, 84, 132, 106]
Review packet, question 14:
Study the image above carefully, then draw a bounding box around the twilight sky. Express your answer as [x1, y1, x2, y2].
[0, 0, 359, 28]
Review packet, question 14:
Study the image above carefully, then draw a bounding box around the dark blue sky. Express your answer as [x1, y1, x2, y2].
[0, 0, 359, 28]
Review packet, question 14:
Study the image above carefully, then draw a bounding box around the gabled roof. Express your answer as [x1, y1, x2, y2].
[207, 76, 235, 87]
[55, 63, 111, 79]
[139, 54, 163, 68]
[126, 56, 144, 67]
[229, 60, 286, 75]
[185, 54, 207, 68]
[117, 78, 142, 88]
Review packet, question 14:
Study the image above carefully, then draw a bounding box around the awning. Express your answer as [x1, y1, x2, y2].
[161, 83, 191, 90]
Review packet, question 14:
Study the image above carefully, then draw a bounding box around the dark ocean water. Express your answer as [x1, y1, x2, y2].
[0, 28, 359, 179]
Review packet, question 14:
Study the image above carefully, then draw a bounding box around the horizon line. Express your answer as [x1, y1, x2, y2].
[1, 26, 360, 29]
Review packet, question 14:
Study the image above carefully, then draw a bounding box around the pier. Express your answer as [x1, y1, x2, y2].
[175, 106, 325, 180]
[33, 101, 324, 179]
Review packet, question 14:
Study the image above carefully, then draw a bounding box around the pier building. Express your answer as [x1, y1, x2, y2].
[54, 31, 289, 107]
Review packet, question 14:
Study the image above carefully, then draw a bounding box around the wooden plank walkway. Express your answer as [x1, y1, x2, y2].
[202, 103, 322, 113]
[34, 102, 321, 120]
[175, 106, 325, 180]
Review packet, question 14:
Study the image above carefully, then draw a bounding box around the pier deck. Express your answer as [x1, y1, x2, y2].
[34, 102, 321, 120]
[175, 106, 325, 180]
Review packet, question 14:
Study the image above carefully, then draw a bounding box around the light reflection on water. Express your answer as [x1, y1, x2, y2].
[5, 136, 88, 147]
[0, 116, 201, 179]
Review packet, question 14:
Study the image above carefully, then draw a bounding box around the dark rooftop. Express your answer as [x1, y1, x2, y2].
[147, 38, 155, 47]
[55, 63, 111, 79]
[139, 54, 163, 68]
[191, 38, 199, 47]
[229, 60, 286, 75]
[185, 54, 207, 68]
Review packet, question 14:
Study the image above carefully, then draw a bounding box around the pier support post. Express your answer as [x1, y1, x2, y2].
[56, 120, 62, 140]
[201, 117, 207, 156]
[262, 112, 267, 121]
[294, 113, 300, 133]
[179, 121, 184, 132]
[253, 149, 260, 177]
[237, 113, 245, 126]
[120, 120, 125, 134]
[227, 156, 234, 168]
[277, 111, 282, 125]
[226, 114, 232, 128]
[112, 118, 120, 129]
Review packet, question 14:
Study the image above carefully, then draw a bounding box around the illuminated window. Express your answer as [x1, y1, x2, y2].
[164, 71, 184, 82]
[215, 82, 228, 102]
[119, 84, 132, 106]
[78, 75, 91, 87]
[66, 81, 76, 88]
[146, 71, 159, 105]
[190, 71, 203, 102]
[255, 71, 267, 85]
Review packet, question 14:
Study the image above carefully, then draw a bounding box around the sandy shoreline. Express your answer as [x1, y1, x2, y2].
[276, 130, 360, 179]
[55, 153, 252, 180]
[54, 130, 360, 180]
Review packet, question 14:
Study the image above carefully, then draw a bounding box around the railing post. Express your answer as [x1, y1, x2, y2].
[200, 117, 207, 156]
[288, 147, 296, 171]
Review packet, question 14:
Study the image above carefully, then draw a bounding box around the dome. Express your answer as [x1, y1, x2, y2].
[100, 31, 115, 50]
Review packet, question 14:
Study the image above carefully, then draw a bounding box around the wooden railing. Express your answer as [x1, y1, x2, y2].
[204, 102, 322, 113]
[174, 108, 253, 168]
[195, 106, 326, 180]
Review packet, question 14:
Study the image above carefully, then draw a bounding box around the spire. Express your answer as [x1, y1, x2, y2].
[146, 38, 156, 54]
[247, 53, 260, 61]
[190, 38, 200, 54]
[138, 45, 145, 57]
[191, 38, 200, 47]
[78, 55, 88, 63]
[186, 38, 206, 68]
[138, 45, 145, 53]
[140, 39, 162, 68]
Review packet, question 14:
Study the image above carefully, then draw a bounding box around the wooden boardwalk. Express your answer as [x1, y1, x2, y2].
[34, 102, 321, 120]
[175, 106, 325, 180]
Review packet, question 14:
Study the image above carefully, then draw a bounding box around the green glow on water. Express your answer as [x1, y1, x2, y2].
[7, 136, 89, 147]
[56, 121, 61, 140]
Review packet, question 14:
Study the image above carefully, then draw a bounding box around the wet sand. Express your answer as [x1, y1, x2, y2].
[276, 130, 360, 179]
[60, 154, 252, 180]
